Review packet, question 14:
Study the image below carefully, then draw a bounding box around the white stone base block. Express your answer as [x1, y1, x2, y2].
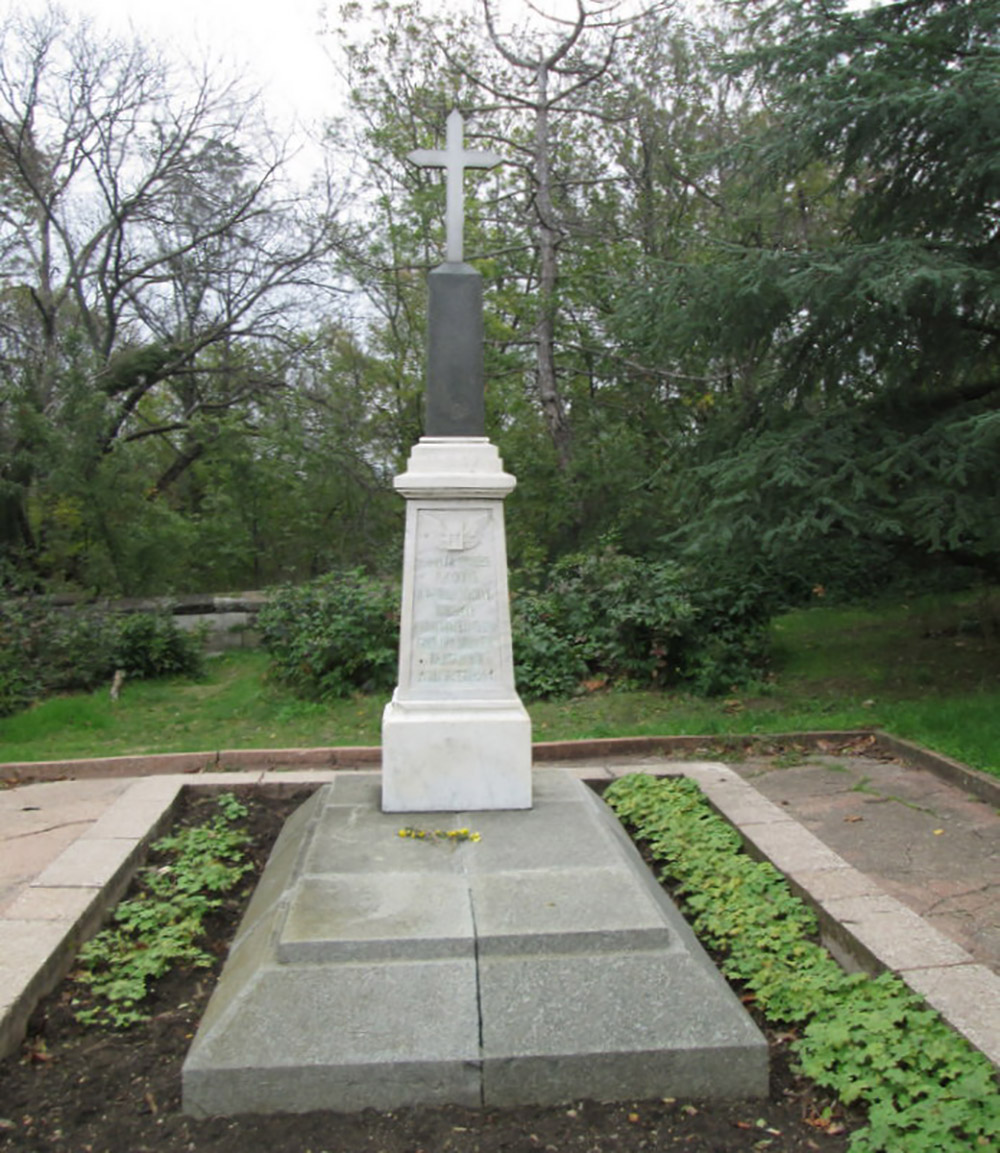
[382, 698, 531, 812]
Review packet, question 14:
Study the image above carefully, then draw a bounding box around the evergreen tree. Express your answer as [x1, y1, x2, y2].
[615, 0, 1000, 594]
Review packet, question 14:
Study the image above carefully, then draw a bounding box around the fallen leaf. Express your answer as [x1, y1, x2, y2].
[933, 829, 944, 836]
[844, 815, 863, 823]
[24, 1040, 52, 1065]
[627, 1112, 640, 1123]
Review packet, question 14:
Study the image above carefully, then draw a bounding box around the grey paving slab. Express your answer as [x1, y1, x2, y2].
[790, 866, 885, 905]
[2, 885, 95, 924]
[229, 789, 323, 951]
[457, 799, 622, 873]
[80, 795, 178, 841]
[182, 771, 768, 1114]
[279, 873, 475, 962]
[303, 803, 471, 875]
[821, 892, 975, 972]
[480, 950, 766, 1105]
[0, 917, 77, 979]
[326, 772, 384, 807]
[31, 835, 144, 890]
[470, 867, 672, 954]
[0, 918, 80, 1057]
[183, 958, 483, 1116]
[739, 819, 854, 876]
[904, 964, 1000, 1068]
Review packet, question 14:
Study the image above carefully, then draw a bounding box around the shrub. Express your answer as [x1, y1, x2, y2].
[0, 599, 42, 717]
[257, 547, 773, 705]
[113, 612, 204, 680]
[258, 569, 399, 700]
[679, 567, 774, 695]
[511, 545, 771, 699]
[511, 590, 587, 700]
[0, 598, 203, 717]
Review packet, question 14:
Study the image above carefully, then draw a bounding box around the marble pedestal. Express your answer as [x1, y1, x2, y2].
[381, 437, 531, 812]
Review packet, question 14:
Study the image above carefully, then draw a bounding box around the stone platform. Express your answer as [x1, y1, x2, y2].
[181, 770, 767, 1115]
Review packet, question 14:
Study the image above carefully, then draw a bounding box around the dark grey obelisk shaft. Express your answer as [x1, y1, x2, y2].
[426, 262, 486, 437]
[408, 110, 499, 439]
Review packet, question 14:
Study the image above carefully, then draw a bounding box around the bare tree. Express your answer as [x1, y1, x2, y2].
[476, 1, 625, 465]
[0, 4, 342, 564]
[427, 1, 666, 468]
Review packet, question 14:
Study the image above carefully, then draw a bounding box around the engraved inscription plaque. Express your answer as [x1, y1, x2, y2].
[410, 507, 506, 691]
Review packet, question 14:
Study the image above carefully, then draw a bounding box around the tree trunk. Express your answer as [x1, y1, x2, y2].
[533, 63, 573, 468]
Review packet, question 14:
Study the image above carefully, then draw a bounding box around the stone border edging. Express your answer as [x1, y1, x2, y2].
[666, 763, 1000, 1072]
[0, 770, 335, 1061]
[871, 730, 1000, 807]
[4, 729, 998, 807]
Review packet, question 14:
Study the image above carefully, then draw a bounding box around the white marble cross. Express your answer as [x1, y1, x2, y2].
[408, 110, 501, 264]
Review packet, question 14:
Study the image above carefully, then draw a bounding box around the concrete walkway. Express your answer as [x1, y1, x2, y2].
[1, 743, 998, 1075]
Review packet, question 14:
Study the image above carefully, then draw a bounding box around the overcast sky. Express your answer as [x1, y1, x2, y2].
[4, 0, 337, 134]
[2, 1, 611, 139]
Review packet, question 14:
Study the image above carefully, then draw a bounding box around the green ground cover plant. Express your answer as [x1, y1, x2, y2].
[604, 774, 1000, 1153]
[71, 793, 251, 1028]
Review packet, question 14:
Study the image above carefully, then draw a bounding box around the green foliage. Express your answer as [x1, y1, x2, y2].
[0, 599, 203, 717]
[73, 794, 251, 1029]
[512, 545, 770, 699]
[512, 547, 693, 697]
[605, 774, 1000, 1152]
[258, 569, 400, 700]
[608, 0, 1000, 603]
[510, 589, 589, 701]
[112, 612, 205, 681]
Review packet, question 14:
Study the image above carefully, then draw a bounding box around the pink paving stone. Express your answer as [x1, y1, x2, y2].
[0, 778, 136, 911]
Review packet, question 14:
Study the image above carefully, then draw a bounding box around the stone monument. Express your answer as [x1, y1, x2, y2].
[181, 111, 768, 1117]
[381, 109, 532, 813]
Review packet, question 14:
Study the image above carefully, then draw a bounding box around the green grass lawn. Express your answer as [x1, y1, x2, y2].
[2, 589, 999, 776]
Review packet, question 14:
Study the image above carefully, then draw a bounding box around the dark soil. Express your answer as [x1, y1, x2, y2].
[0, 788, 859, 1152]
